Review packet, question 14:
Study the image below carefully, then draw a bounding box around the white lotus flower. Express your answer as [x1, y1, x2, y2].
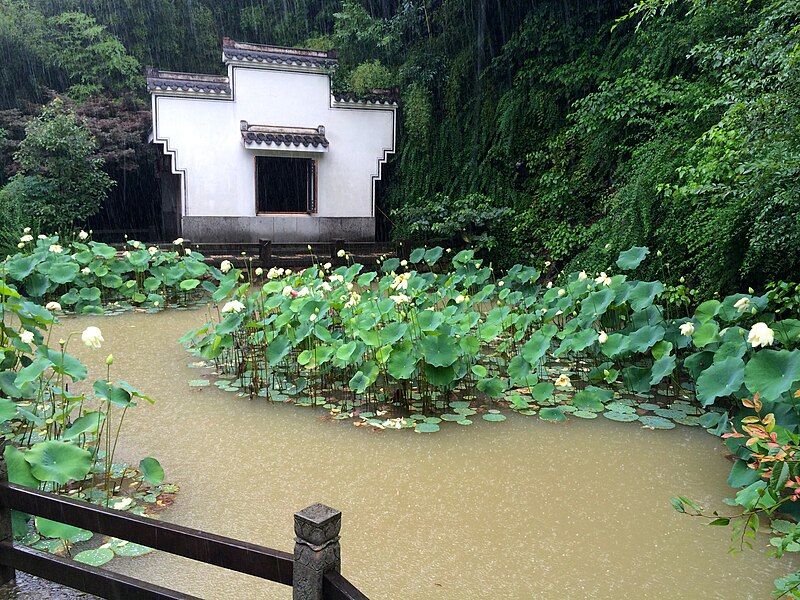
[123, 251, 130, 258]
[23, 227, 30, 234]
[220, 260, 233, 273]
[390, 293, 410, 304]
[546, 281, 553, 289]
[132, 240, 141, 249]
[19, 330, 34, 345]
[319, 282, 332, 292]
[598, 331, 608, 344]
[329, 274, 344, 283]
[221, 300, 245, 314]
[173, 237, 184, 245]
[46, 301, 61, 311]
[680, 322, 695, 337]
[337, 249, 346, 258]
[38, 234, 47, 240]
[344, 292, 361, 308]
[255, 267, 263, 276]
[455, 294, 465, 304]
[578, 271, 588, 281]
[184, 248, 192, 255]
[747, 322, 774, 348]
[555, 374, 571, 388]
[81, 267, 91, 275]
[309, 313, 317, 322]
[323, 262, 331, 270]
[267, 267, 281, 279]
[595, 272, 612, 286]
[20, 234, 33, 243]
[78, 230, 89, 240]
[298, 286, 310, 297]
[285, 269, 292, 275]
[49, 244, 62, 254]
[400, 259, 408, 267]
[498, 280, 504, 287]
[557, 289, 565, 297]
[81, 326, 104, 349]
[148, 246, 158, 255]
[390, 272, 411, 291]
[17, 243, 24, 248]
[282, 285, 293, 296]
[734, 297, 750, 313]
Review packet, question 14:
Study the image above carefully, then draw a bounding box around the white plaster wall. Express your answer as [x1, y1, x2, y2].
[152, 66, 395, 220]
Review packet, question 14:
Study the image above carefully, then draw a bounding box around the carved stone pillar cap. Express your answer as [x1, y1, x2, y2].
[294, 503, 341, 546]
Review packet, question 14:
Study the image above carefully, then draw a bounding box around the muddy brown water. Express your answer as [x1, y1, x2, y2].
[28, 308, 796, 599]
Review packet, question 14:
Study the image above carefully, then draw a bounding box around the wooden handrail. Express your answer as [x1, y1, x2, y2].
[0, 482, 293, 585]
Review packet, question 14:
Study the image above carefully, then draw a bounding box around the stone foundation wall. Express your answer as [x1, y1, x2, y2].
[181, 216, 375, 243]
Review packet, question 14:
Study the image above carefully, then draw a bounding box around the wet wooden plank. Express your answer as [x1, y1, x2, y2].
[0, 541, 197, 600]
[0, 483, 294, 585]
[322, 571, 370, 600]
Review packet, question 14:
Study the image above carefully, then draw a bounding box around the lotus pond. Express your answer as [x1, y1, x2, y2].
[47, 307, 793, 599]
[5, 238, 800, 597]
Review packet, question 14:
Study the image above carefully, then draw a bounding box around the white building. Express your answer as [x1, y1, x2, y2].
[147, 39, 397, 243]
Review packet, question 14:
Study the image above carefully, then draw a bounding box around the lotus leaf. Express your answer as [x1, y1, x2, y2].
[639, 416, 675, 429]
[603, 411, 639, 422]
[140, 457, 165, 486]
[422, 334, 459, 367]
[696, 357, 745, 406]
[539, 407, 567, 421]
[415, 422, 440, 433]
[74, 548, 114, 567]
[744, 349, 800, 402]
[4, 446, 38, 487]
[649, 354, 676, 386]
[482, 413, 506, 422]
[616, 246, 649, 270]
[532, 382, 555, 403]
[24, 441, 91, 485]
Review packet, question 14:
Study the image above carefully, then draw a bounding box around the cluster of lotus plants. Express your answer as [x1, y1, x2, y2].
[4, 230, 208, 313]
[0, 276, 169, 567]
[184, 245, 800, 434]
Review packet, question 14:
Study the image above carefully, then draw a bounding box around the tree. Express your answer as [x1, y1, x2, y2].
[0, 99, 114, 233]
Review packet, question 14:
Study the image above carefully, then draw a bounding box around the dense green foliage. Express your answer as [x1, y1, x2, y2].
[0, 100, 114, 238]
[2, 0, 797, 296]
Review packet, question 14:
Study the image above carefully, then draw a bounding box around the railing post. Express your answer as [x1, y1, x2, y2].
[293, 503, 341, 600]
[0, 442, 16, 585]
[259, 238, 272, 263]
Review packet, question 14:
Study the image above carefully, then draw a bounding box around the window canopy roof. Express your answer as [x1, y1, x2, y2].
[240, 121, 329, 152]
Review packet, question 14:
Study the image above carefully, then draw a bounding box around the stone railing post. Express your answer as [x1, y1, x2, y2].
[293, 503, 341, 600]
[0, 441, 15, 585]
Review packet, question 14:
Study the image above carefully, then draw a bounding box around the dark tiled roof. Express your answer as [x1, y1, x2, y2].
[240, 122, 329, 149]
[333, 88, 399, 106]
[146, 67, 231, 95]
[223, 38, 337, 69]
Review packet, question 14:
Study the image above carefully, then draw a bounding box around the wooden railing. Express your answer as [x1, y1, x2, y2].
[0, 480, 367, 600]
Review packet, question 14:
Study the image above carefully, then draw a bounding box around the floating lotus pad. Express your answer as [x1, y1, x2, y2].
[653, 408, 685, 420]
[603, 411, 639, 422]
[639, 415, 676, 430]
[605, 402, 636, 414]
[482, 413, 507, 422]
[572, 410, 599, 419]
[415, 423, 440, 433]
[638, 403, 662, 411]
[539, 407, 567, 421]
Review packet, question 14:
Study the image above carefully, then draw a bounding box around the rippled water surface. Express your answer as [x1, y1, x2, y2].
[37, 308, 796, 599]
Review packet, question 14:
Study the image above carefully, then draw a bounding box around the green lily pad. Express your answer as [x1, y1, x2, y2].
[673, 414, 702, 426]
[572, 410, 599, 419]
[539, 407, 567, 421]
[449, 401, 471, 409]
[653, 408, 685, 420]
[638, 403, 661, 411]
[639, 416, 676, 430]
[74, 547, 114, 567]
[457, 419, 473, 426]
[415, 423, 440, 433]
[24, 441, 92, 485]
[188, 380, 210, 387]
[605, 402, 636, 414]
[441, 414, 463, 422]
[603, 412, 639, 422]
[482, 413, 507, 422]
[111, 541, 153, 557]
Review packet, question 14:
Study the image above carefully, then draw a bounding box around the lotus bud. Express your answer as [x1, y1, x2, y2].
[106, 354, 114, 366]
